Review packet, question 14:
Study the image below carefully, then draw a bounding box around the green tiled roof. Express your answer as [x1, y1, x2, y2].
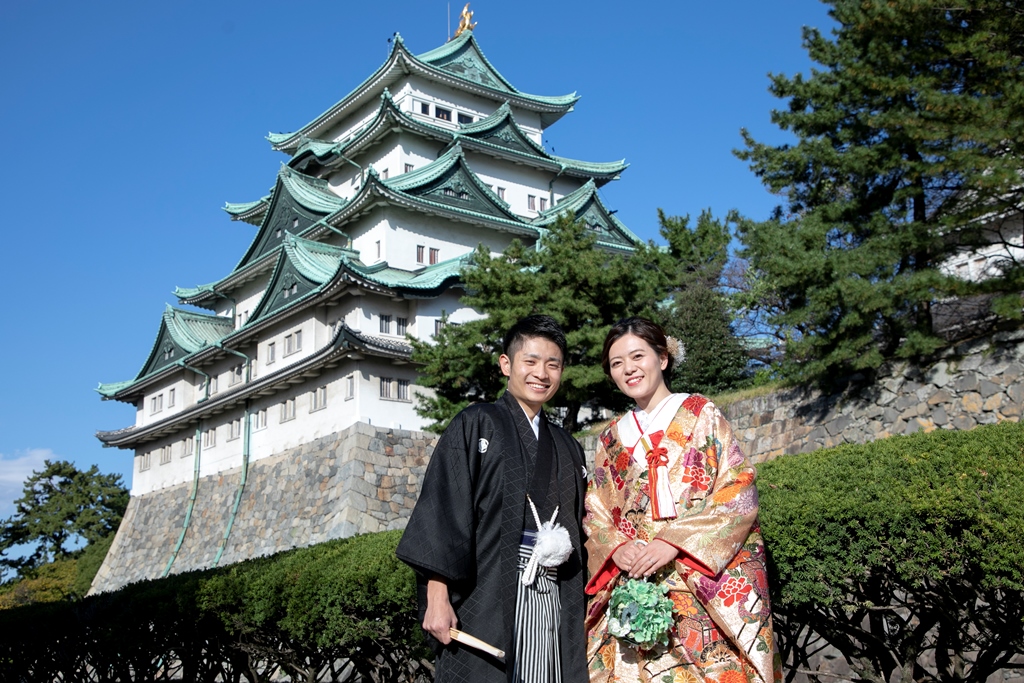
[268, 31, 577, 154]
[223, 196, 271, 225]
[532, 180, 642, 250]
[97, 306, 234, 399]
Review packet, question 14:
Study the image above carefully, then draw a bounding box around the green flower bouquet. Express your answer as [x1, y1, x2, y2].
[606, 578, 674, 650]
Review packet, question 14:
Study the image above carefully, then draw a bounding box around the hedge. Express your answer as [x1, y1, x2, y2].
[757, 421, 1024, 683]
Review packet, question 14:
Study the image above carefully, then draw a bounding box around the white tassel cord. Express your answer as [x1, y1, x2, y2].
[521, 495, 573, 586]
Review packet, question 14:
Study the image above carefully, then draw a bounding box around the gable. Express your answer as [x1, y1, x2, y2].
[404, 163, 512, 219]
[237, 185, 330, 270]
[249, 255, 322, 323]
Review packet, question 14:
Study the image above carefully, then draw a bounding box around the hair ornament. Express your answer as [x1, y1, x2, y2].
[665, 336, 685, 367]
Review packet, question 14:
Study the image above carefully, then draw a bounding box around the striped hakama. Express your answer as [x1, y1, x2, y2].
[513, 535, 561, 683]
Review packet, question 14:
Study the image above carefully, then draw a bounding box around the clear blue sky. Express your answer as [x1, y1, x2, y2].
[0, 1, 834, 513]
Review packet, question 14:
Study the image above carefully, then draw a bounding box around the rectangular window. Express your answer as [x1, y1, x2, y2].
[311, 385, 328, 412]
[209, 376, 219, 395]
[429, 247, 440, 265]
[396, 317, 408, 336]
[419, 101, 430, 115]
[496, 187, 506, 200]
[434, 319, 445, 337]
[397, 379, 410, 401]
[380, 314, 392, 334]
[252, 409, 268, 431]
[150, 394, 163, 414]
[435, 106, 451, 122]
[528, 195, 537, 211]
[167, 388, 176, 408]
[416, 245, 425, 263]
[139, 452, 151, 472]
[381, 167, 389, 180]
[284, 330, 302, 356]
[281, 398, 296, 422]
[539, 197, 548, 211]
[230, 364, 244, 386]
[250, 351, 258, 379]
[457, 112, 473, 125]
[346, 374, 355, 399]
[380, 377, 393, 399]
[182, 436, 194, 458]
[405, 163, 414, 173]
[267, 342, 276, 365]
[227, 419, 241, 441]
[376, 240, 381, 260]
[203, 428, 216, 449]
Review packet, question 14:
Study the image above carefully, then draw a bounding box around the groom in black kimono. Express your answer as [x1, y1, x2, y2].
[396, 315, 588, 683]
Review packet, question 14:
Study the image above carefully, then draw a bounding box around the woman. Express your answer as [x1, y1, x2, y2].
[584, 317, 779, 683]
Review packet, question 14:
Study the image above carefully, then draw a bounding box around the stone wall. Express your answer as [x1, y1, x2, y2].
[723, 329, 1024, 463]
[91, 422, 437, 594]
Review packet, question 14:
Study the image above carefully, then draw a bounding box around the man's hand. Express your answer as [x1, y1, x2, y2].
[424, 577, 458, 644]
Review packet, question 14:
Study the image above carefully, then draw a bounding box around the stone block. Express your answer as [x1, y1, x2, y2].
[961, 392, 984, 414]
[883, 407, 900, 424]
[978, 380, 1002, 398]
[1008, 381, 1024, 404]
[825, 415, 852, 437]
[924, 361, 951, 387]
[955, 373, 979, 393]
[927, 389, 953, 406]
[930, 406, 948, 426]
[1000, 401, 1022, 419]
[895, 394, 917, 411]
[983, 393, 1003, 412]
[952, 414, 977, 431]
[876, 389, 898, 406]
[1002, 363, 1022, 384]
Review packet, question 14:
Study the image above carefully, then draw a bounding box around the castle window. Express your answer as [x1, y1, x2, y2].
[139, 452, 151, 472]
[497, 187, 506, 200]
[381, 168, 389, 180]
[416, 245, 425, 263]
[252, 409, 268, 431]
[434, 319, 445, 337]
[528, 195, 537, 211]
[539, 197, 548, 211]
[376, 240, 381, 260]
[380, 377, 393, 399]
[275, 228, 283, 238]
[182, 436, 194, 457]
[230, 364, 244, 386]
[435, 106, 452, 122]
[429, 248, 440, 265]
[380, 314, 392, 334]
[150, 394, 163, 414]
[209, 376, 219, 395]
[168, 388, 176, 407]
[284, 330, 302, 356]
[267, 342, 276, 364]
[250, 351, 258, 379]
[419, 101, 430, 115]
[311, 386, 328, 412]
[405, 163, 414, 173]
[228, 419, 242, 441]
[458, 113, 473, 125]
[397, 317, 408, 336]
[397, 379, 410, 401]
[292, 217, 299, 229]
[346, 374, 355, 400]
[203, 428, 217, 448]
[159, 446, 171, 465]
[281, 398, 296, 422]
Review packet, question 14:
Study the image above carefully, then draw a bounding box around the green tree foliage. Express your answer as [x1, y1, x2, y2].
[737, 0, 1024, 381]
[412, 213, 666, 433]
[0, 460, 128, 578]
[757, 422, 1024, 683]
[655, 210, 749, 394]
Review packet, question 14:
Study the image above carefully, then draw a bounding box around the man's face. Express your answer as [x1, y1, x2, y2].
[499, 336, 564, 416]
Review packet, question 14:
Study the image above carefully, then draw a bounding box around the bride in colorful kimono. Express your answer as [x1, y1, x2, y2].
[584, 317, 780, 683]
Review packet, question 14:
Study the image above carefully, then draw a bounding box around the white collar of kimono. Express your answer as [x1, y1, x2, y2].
[618, 392, 688, 466]
[518, 405, 541, 438]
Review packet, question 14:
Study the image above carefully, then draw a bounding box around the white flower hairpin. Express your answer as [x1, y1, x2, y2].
[665, 336, 686, 368]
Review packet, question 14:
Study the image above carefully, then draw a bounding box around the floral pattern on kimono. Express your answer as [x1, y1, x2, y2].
[583, 395, 781, 683]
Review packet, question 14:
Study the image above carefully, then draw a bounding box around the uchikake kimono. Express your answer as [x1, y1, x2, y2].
[396, 391, 590, 683]
[583, 393, 781, 683]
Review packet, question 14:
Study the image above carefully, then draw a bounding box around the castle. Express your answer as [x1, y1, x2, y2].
[92, 22, 639, 591]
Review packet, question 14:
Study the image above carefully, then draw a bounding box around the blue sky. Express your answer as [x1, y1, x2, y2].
[0, 0, 834, 513]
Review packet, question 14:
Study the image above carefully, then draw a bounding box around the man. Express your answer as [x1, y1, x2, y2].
[396, 315, 588, 683]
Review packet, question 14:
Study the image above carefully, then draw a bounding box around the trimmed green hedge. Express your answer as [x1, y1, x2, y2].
[757, 421, 1024, 683]
[0, 530, 430, 683]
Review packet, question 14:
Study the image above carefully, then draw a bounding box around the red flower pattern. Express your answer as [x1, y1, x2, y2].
[682, 394, 708, 416]
[681, 465, 711, 492]
[717, 576, 753, 607]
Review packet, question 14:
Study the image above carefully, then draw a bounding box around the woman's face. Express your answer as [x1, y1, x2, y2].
[606, 333, 669, 407]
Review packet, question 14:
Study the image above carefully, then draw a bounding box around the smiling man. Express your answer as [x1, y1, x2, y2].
[396, 315, 588, 683]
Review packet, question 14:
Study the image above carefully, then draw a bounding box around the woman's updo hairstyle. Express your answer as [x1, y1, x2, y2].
[601, 317, 674, 383]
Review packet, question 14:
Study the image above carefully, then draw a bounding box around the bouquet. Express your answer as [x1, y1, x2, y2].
[606, 578, 674, 650]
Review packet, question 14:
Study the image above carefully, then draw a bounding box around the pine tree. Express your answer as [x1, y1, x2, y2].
[0, 460, 128, 579]
[736, 0, 1024, 381]
[411, 213, 666, 433]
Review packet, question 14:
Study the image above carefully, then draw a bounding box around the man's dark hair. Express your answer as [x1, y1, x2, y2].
[502, 315, 568, 364]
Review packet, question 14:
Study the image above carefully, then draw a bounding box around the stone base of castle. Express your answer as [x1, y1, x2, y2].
[90, 422, 438, 594]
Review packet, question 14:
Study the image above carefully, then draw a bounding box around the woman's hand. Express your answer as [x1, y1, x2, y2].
[611, 542, 641, 572]
[626, 539, 678, 579]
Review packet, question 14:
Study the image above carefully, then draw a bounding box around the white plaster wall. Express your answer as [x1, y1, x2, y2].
[464, 152, 583, 219]
[386, 207, 520, 271]
[942, 214, 1024, 281]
